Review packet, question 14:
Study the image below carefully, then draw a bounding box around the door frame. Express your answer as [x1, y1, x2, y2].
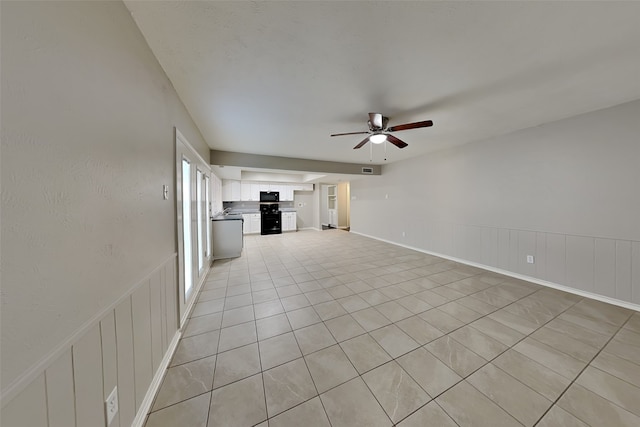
[175, 128, 211, 328]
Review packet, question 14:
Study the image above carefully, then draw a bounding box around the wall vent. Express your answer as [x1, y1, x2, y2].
[361, 167, 374, 174]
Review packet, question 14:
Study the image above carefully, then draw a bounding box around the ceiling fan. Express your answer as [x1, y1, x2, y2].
[330, 112, 433, 149]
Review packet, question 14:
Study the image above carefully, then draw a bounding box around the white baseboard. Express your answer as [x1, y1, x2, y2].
[351, 230, 640, 312]
[132, 330, 182, 427]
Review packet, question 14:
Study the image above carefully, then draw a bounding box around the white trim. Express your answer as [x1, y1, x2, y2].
[180, 265, 209, 328]
[175, 128, 209, 172]
[351, 230, 640, 312]
[131, 330, 182, 427]
[0, 253, 178, 408]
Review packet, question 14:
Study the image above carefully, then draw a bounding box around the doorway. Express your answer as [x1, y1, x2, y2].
[320, 182, 350, 230]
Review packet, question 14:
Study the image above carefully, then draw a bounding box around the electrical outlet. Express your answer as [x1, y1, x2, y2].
[105, 387, 118, 426]
[402, 231, 406, 237]
[385, 194, 389, 199]
[526, 255, 535, 264]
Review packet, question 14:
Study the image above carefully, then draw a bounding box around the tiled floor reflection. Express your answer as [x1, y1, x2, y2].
[145, 230, 640, 427]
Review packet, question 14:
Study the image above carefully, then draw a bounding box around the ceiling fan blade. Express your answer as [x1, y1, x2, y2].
[387, 120, 433, 132]
[330, 131, 370, 137]
[369, 112, 383, 129]
[387, 134, 408, 149]
[353, 137, 370, 149]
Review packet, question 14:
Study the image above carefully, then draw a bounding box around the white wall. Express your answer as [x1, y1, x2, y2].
[293, 190, 317, 229]
[351, 100, 640, 305]
[1, 1, 209, 424]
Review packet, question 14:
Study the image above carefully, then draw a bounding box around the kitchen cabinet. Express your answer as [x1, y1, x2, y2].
[211, 173, 223, 214]
[222, 179, 241, 201]
[242, 213, 261, 234]
[250, 214, 261, 234]
[281, 185, 294, 201]
[227, 180, 314, 201]
[241, 182, 260, 201]
[269, 184, 282, 196]
[282, 212, 297, 232]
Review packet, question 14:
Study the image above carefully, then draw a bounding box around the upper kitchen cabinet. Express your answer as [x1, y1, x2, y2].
[222, 179, 241, 201]
[222, 180, 314, 202]
[281, 185, 294, 201]
[211, 173, 223, 214]
[240, 182, 260, 201]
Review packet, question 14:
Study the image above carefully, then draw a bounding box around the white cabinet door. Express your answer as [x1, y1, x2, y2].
[289, 212, 297, 231]
[242, 214, 250, 234]
[250, 214, 261, 234]
[251, 183, 260, 201]
[222, 180, 241, 201]
[241, 182, 252, 201]
[282, 185, 294, 201]
[242, 213, 262, 234]
[282, 212, 297, 231]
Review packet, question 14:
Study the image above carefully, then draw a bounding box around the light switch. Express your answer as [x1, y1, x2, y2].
[163, 185, 169, 200]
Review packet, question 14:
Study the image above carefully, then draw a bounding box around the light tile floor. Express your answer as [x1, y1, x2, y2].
[145, 230, 640, 427]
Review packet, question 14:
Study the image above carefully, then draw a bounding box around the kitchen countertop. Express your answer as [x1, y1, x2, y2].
[226, 209, 297, 215]
[211, 213, 244, 221]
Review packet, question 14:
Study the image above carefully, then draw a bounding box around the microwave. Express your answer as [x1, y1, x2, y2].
[260, 191, 279, 202]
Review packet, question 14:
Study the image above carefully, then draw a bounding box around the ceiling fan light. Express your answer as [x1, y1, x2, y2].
[369, 134, 387, 144]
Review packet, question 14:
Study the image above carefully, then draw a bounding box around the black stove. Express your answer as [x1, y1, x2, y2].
[260, 203, 281, 235]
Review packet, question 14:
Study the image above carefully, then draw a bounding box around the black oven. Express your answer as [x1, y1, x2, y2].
[260, 191, 279, 202]
[260, 203, 281, 235]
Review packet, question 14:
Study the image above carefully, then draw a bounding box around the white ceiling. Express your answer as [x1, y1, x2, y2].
[124, 1, 640, 165]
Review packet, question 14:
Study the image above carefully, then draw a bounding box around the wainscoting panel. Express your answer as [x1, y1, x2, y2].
[1, 374, 47, 427]
[497, 228, 510, 270]
[1, 254, 180, 427]
[101, 312, 120, 427]
[73, 323, 104, 426]
[566, 235, 595, 293]
[480, 227, 498, 267]
[115, 296, 136, 426]
[616, 240, 633, 302]
[595, 238, 616, 298]
[132, 281, 153, 410]
[150, 270, 163, 374]
[545, 233, 566, 285]
[45, 350, 75, 427]
[633, 241, 640, 304]
[535, 232, 547, 279]
[517, 230, 536, 278]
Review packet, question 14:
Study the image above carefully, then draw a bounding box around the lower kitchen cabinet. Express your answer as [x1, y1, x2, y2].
[282, 212, 297, 232]
[242, 213, 261, 234]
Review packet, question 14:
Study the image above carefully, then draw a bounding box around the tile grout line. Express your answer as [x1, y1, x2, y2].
[162, 232, 637, 427]
[530, 311, 635, 426]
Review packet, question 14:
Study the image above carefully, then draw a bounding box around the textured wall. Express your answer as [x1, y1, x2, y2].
[1, 0, 208, 398]
[351, 100, 640, 305]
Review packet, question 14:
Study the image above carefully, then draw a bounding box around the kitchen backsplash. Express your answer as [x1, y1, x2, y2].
[223, 201, 294, 212]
